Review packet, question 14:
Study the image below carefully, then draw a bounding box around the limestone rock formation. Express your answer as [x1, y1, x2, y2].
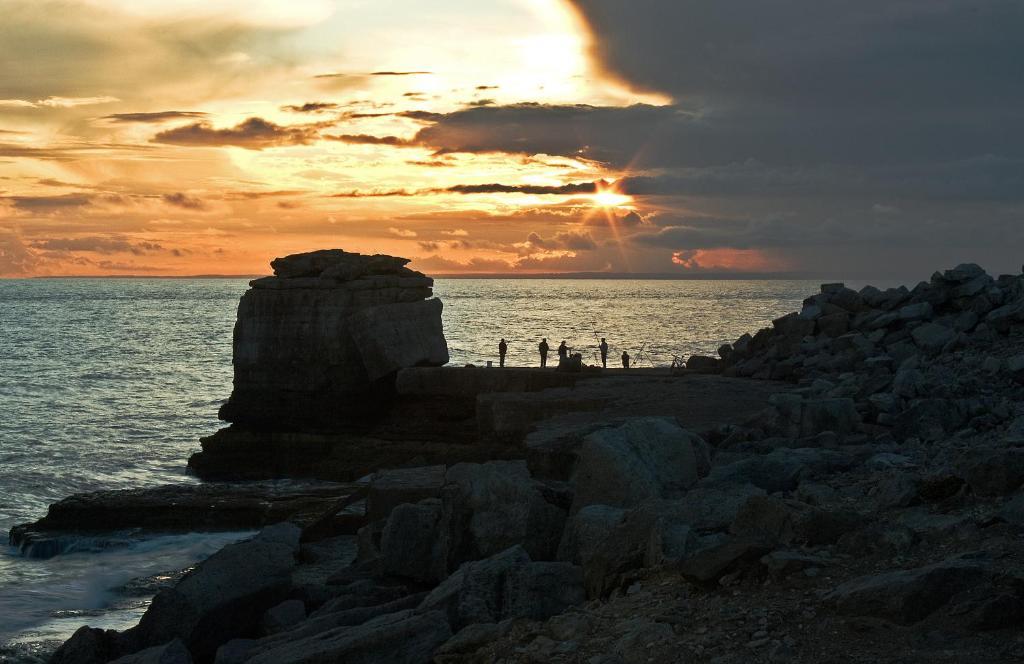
[219, 249, 448, 430]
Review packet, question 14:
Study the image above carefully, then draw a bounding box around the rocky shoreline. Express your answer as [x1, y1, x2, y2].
[14, 252, 1024, 663]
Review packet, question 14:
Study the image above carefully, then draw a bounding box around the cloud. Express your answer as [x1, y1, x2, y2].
[281, 102, 340, 113]
[2, 193, 92, 210]
[104, 111, 208, 123]
[324, 134, 413, 146]
[161, 192, 207, 210]
[582, 210, 647, 227]
[413, 103, 679, 166]
[29, 236, 164, 255]
[370, 71, 431, 76]
[445, 181, 601, 195]
[36, 96, 119, 108]
[0, 230, 43, 276]
[388, 227, 417, 238]
[153, 118, 323, 149]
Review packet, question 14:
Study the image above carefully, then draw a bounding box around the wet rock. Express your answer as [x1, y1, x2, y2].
[9, 483, 348, 556]
[828, 559, 989, 624]
[570, 418, 707, 512]
[50, 627, 124, 664]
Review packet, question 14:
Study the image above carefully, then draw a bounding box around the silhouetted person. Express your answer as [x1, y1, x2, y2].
[621, 350, 630, 369]
[498, 338, 508, 368]
[599, 338, 609, 368]
[539, 338, 549, 368]
[558, 340, 569, 361]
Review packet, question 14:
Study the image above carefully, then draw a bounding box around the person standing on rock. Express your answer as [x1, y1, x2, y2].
[621, 350, 630, 369]
[498, 338, 508, 368]
[558, 340, 569, 361]
[539, 338, 549, 368]
[599, 338, 609, 368]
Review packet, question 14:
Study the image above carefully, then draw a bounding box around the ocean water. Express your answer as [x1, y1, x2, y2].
[0, 276, 824, 653]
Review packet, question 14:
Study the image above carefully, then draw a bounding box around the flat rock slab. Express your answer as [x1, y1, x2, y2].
[10, 482, 355, 556]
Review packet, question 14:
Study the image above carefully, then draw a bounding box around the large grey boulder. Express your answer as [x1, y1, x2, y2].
[126, 523, 301, 662]
[379, 499, 444, 584]
[911, 322, 957, 354]
[570, 418, 708, 512]
[419, 546, 584, 631]
[349, 298, 449, 381]
[435, 461, 567, 573]
[244, 609, 452, 664]
[828, 559, 989, 624]
[558, 501, 703, 597]
[704, 448, 854, 493]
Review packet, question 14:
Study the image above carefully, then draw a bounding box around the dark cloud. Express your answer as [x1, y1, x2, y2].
[413, 103, 677, 165]
[406, 159, 455, 168]
[445, 181, 600, 195]
[30, 236, 164, 254]
[103, 111, 207, 123]
[475, 85, 498, 91]
[582, 210, 647, 228]
[324, 134, 413, 146]
[2, 193, 92, 210]
[281, 102, 340, 114]
[161, 192, 206, 210]
[153, 118, 323, 150]
[371, 71, 431, 76]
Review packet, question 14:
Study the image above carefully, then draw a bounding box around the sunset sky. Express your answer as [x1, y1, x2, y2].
[1, 0, 1022, 277]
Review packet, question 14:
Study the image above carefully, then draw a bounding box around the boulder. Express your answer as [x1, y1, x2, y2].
[366, 465, 446, 522]
[260, 600, 306, 636]
[570, 418, 707, 512]
[436, 461, 567, 572]
[963, 451, 1024, 496]
[730, 496, 861, 546]
[799, 398, 861, 437]
[911, 322, 957, 354]
[244, 610, 451, 664]
[828, 559, 989, 625]
[125, 523, 301, 662]
[704, 448, 853, 494]
[419, 546, 584, 631]
[899, 302, 933, 322]
[348, 299, 449, 381]
[379, 499, 444, 584]
[678, 537, 772, 583]
[109, 640, 193, 664]
[685, 355, 721, 373]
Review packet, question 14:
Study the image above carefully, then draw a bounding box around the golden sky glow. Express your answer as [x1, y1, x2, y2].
[0, 0, 692, 276]
[6, 0, 1016, 278]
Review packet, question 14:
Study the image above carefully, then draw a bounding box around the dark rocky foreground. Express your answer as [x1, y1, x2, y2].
[24, 254, 1024, 663]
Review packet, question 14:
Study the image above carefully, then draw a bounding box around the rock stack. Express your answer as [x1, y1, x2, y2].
[218, 249, 449, 431]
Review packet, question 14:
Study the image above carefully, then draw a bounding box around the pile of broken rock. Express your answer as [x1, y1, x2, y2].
[50, 265, 1024, 663]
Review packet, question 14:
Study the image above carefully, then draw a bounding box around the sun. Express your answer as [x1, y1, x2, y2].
[590, 191, 632, 208]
